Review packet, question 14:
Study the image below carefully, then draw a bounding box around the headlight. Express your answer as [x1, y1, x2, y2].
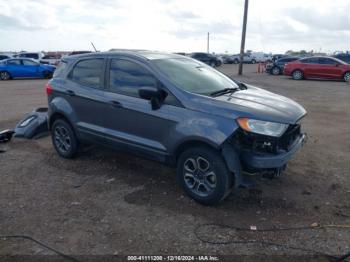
[237, 118, 288, 137]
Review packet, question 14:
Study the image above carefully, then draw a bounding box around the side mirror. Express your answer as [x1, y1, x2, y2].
[138, 86, 167, 110]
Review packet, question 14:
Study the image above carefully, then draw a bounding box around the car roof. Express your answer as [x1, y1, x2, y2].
[64, 50, 184, 62]
[18, 52, 42, 55]
[278, 56, 299, 60]
[299, 56, 347, 64]
[2, 58, 38, 62]
[335, 53, 350, 57]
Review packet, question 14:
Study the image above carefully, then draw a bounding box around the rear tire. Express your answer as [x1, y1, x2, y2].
[51, 119, 79, 158]
[234, 59, 239, 64]
[0, 71, 11, 80]
[177, 146, 232, 205]
[210, 61, 216, 67]
[292, 70, 303, 80]
[43, 71, 53, 79]
[343, 72, 350, 82]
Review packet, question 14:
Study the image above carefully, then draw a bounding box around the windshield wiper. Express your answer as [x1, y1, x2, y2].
[210, 88, 239, 97]
[232, 80, 248, 90]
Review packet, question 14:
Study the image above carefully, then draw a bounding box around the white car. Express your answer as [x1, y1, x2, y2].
[250, 52, 273, 63]
[40, 54, 62, 66]
[16, 52, 45, 62]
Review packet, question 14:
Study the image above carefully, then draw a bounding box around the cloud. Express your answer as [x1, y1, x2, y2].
[0, 0, 349, 53]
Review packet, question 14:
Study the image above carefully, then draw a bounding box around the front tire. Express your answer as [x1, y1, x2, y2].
[177, 146, 232, 205]
[292, 70, 303, 80]
[210, 61, 216, 67]
[344, 72, 350, 82]
[234, 59, 239, 64]
[0, 71, 11, 80]
[271, 66, 281, 75]
[51, 119, 78, 158]
[251, 59, 256, 64]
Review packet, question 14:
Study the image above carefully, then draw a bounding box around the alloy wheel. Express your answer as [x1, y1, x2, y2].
[183, 156, 217, 197]
[54, 126, 71, 153]
[344, 72, 350, 82]
[0, 72, 10, 80]
[272, 67, 280, 75]
[293, 70, 303, 80]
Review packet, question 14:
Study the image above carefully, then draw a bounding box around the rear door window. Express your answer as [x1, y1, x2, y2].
[318, 58, 338, 65]
[22, 59, 38, 66]
[68, 59, 104, 88]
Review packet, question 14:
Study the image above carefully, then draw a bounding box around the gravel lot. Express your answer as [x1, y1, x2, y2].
[0, 64, 349, 261]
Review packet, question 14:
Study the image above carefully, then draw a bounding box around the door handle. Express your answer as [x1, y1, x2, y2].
[66, 90, 75, 96]
[110, 100, 123, 108]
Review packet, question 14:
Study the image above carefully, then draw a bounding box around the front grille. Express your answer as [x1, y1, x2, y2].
[231, 124, 301, 154]
[278, 124, 301, 151]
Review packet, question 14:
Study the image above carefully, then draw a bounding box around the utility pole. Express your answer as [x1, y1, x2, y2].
[238, 0, 249, 75]
[207, 32, 210, 53]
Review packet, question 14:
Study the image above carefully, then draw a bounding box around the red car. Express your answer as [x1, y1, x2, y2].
[284, 56, 350, 82]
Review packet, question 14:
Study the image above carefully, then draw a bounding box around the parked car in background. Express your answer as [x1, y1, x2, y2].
[272, 54, 287, 62]
[251, 52, 272, 63]
[226, 54, 240, 64]
[226, 54, 257, 64]
[266, 56, 299, 75]
[47, 51, 306, 205]
[16, 52, 45, 62]
[220, 54, 230, 64]
[190, 52, 222, 67]
[0, 54, 12, 61]
[0, 58, 55, 80]
[68, 51, 92, 56]
[284, 56, 350, 81]
[333, 53, 350, 64]
[40, 54, 62, 66]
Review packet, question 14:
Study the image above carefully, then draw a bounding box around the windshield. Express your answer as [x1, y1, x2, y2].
[152, 58, 238, 95]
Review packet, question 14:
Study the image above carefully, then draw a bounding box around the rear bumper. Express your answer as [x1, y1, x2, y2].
[241, 133, 306, 169]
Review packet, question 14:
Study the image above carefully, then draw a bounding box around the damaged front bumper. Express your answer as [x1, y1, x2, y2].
[222, 125, 306, 187]
[242, 133, 306, 169]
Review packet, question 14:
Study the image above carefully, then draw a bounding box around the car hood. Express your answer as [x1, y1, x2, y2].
[190, 85, 307, 124]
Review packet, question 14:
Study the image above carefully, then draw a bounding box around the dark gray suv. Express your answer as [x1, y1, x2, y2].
[47, 51, 307, 205]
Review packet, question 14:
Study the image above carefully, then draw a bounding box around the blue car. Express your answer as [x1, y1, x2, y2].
[0, 58, 55, 80]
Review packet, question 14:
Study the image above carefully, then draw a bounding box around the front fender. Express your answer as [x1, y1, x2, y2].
[222, 142, 242, 188]
[171, 114, 239, 151]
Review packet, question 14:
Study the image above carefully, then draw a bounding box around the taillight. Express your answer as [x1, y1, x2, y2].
[45, 83, 53, 95]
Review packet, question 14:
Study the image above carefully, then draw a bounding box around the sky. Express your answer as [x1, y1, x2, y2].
[0, 0, 349, 54]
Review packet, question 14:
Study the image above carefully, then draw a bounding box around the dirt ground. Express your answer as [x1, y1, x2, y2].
[0, 64, 349, 261]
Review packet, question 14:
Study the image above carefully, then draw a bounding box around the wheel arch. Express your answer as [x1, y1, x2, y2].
[174, 139, 220, 163]
[48, 96, 78, 131]
[291, 68, 304, 74]
[49, 112, 74, 131]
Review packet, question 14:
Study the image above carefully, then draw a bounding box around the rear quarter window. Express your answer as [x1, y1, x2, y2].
[53, 61, 68, 78]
